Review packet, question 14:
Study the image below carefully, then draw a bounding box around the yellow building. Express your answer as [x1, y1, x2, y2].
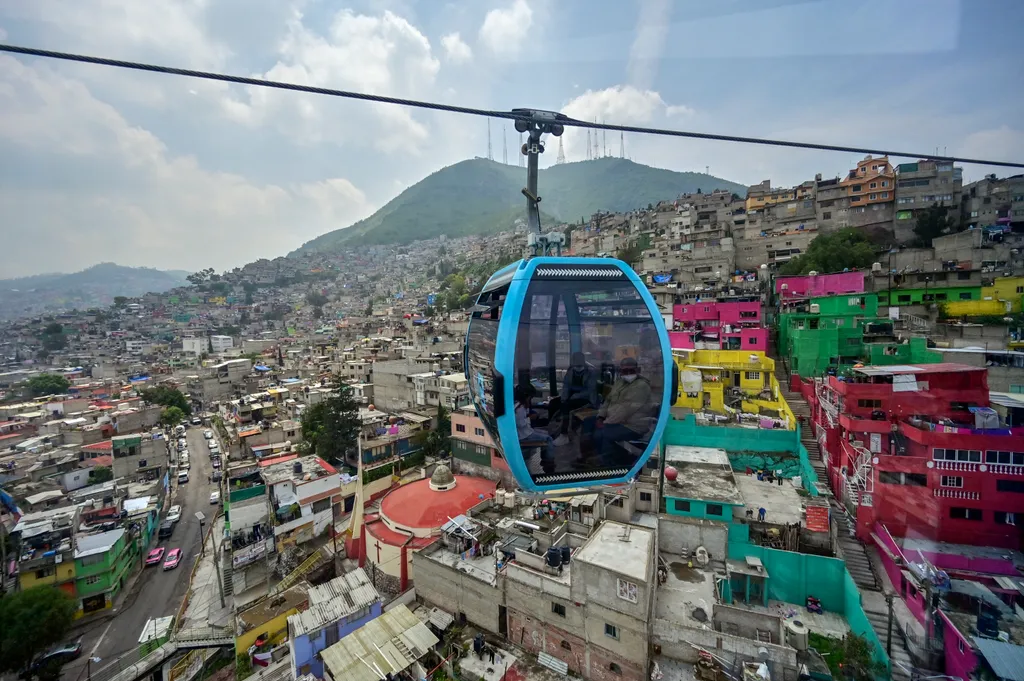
[673, 349, 796, 428]
[235, 583, 309, 655]
[988, 276, 1024, 314]
[18, 553, 77, 595]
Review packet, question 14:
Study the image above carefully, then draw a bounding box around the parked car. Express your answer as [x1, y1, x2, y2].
[212, 470, 223, 482]
[212, 457, 221, 469]
[167, 505, 182, 523]
[210, 491, 221, 505]
[28, 640, 83, 674]
[145, 547, 166, 566]
[158, 520, 175, 540]
[203, 430, 214, 440]
[178, 470, 189, 484]
[191, 416, 202, 425]
[163, 548, 182, 570]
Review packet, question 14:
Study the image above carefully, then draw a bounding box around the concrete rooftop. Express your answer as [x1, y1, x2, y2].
[733, 473, 805, 526]
[574, 521, 653, 583]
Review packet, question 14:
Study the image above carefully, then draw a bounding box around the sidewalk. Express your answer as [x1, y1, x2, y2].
[179, 515, 232, 630]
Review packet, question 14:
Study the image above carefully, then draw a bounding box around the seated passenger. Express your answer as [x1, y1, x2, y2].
[554, 351, 599, 445]
[589, 357, 653, 467]
[514, 385, 555, 472]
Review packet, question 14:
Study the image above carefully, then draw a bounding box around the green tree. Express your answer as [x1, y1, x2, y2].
[305, 291, 329, 307]
[160, 406, 186, 427]
[615, 243, 643, 266]
[141, 386, 192, 415]
[299, 378, 361, 465]
[90, 466, 113, 483]
[23, 374, 71, 398]
[0, 586, 76, 679]
[912, 204, 956, 247]
[113, 296, 128, 308]
[779, 228, 878, 276]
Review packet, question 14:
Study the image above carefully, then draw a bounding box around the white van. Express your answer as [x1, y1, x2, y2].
[178, 470, 189, 484]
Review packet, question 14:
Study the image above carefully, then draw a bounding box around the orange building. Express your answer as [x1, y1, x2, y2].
[841, 155, 895, 208]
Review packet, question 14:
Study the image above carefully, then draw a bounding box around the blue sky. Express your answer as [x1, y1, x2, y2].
[1, 0, 1022, 277]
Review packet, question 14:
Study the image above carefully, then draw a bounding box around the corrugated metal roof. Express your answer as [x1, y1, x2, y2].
[287, 569, 381, 637]
[320, 605, 438, 681]
[974, 637, 1024, 681]
[74, 528, 125, 558]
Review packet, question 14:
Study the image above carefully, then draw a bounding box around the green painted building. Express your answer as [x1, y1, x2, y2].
[879, 285, 981, 306]
[74, 528, 137, 615]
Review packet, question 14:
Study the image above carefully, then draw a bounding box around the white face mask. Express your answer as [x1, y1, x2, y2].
[622, 374, 637, 383]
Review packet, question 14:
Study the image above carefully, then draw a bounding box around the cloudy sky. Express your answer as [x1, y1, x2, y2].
[1, 0, 1022, 278]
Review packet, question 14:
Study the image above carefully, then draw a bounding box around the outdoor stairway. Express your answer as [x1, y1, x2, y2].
[865, 609, 914, 681]
[833, 511, 877, 590]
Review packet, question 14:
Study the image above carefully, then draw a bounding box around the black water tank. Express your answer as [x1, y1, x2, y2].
[561, 546, 572, 565]
[293, 461, 303, 475]
[546, 546, 561, 567]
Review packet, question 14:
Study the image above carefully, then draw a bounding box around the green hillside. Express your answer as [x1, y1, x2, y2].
[292, 157, 746, 254]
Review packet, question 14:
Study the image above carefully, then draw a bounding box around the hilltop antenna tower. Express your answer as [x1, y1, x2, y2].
[603, 126, 607, 157]
[593, 120, 601, 159]
[586, 129, 592, 160]
[556, 136, 566, 165]
[503, 125, 508, 164]
[487, 118, 493, 161]
[620, 132, 625, 158]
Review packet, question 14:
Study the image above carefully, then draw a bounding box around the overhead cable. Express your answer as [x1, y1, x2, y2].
[2, 43, 1023, 169]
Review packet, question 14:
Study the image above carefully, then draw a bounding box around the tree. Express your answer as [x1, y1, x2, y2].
[299, 378, 361, 465]
[779, 228, 878, 276]
[912, 204, 956, 247]
[141, 386, 192, 415]
[113, 296, 128, 308]
[160, 406, 186, 428]
[616, 243, 643, 266]
[0, 586, 76, 679]
[23, 374, 70, 398]
[90, 466, 113, 483]
[305, 291, 328, 307]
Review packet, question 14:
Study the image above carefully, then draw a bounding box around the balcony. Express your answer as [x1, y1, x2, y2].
[986, 463, 1024, 476]
[232, 537, 274, 568]
[933, 488, 980, 500]
[840, 414, 893, 434]
[933, 460, 978, 473]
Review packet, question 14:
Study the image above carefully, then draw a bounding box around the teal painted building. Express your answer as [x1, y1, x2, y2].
[74, 528, 137, 615]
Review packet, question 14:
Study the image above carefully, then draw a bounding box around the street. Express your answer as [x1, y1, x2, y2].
[64, 423, 218, 680]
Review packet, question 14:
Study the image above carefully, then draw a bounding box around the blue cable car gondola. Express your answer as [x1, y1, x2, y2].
[464, 109, 676, 493]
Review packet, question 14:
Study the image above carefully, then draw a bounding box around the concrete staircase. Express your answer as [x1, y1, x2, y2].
[776, 371, 913, 681]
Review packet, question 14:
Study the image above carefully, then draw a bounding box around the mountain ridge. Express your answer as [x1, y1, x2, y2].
[291, 157, 747, 254]
[0, 263, 190, 319]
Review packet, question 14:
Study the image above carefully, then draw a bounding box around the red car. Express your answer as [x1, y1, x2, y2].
[163, 548, 182, 571]
[145, 547, 165, 567]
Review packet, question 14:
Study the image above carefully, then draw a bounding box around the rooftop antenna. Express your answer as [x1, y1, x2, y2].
[556, 136, 566, 165]
[487, 118, 493, 161]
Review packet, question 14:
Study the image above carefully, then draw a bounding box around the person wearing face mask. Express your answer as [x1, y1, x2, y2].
[588, 356, 652, 466]
[553, 351, 599, 446]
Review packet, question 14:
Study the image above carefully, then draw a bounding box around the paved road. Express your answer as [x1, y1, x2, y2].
[64, 424, 219, 679]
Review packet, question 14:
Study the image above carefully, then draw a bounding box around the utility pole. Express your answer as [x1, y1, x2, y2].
[885, 592, 895, 659]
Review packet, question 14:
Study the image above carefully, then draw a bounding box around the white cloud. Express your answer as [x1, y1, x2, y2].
[557, 85, 693, 163]
[479, 0, 533, 57]
[222, 8, 441, 154]
[441, 32, 473, 64]
[0, 55, 372, 278]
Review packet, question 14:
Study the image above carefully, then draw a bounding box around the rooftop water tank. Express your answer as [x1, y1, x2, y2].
[546, 546, 562, 568]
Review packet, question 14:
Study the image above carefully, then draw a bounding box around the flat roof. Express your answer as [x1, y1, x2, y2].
[665, 446, 729, 467]
[734, 475, 805, 526]
[74, 528, 125, 558]
[573, 521, 653, 582]
[853, 362, 980, 376]
[663, 458, 743, 505]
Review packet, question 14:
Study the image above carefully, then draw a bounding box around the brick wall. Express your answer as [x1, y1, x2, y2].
[507, 608, 643, 681]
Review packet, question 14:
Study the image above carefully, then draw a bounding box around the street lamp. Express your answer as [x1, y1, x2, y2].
[87, 656, 101, 681]
[195, 512, 206, 557]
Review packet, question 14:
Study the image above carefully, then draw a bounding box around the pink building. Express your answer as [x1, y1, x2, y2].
[774, 271, 865, 300]
[671, 301, 767, 351]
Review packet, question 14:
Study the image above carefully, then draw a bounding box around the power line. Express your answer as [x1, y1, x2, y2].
[2, 43, 1023, 170]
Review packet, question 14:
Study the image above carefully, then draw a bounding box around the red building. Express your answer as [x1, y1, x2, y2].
[804, 363, 1024, 549]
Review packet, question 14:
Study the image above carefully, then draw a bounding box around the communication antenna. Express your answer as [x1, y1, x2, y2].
[620, 132, 625, 158]
[586, 129, 592, 161]
[556, 136, 566, 165]
[487, 118, 493, 161]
